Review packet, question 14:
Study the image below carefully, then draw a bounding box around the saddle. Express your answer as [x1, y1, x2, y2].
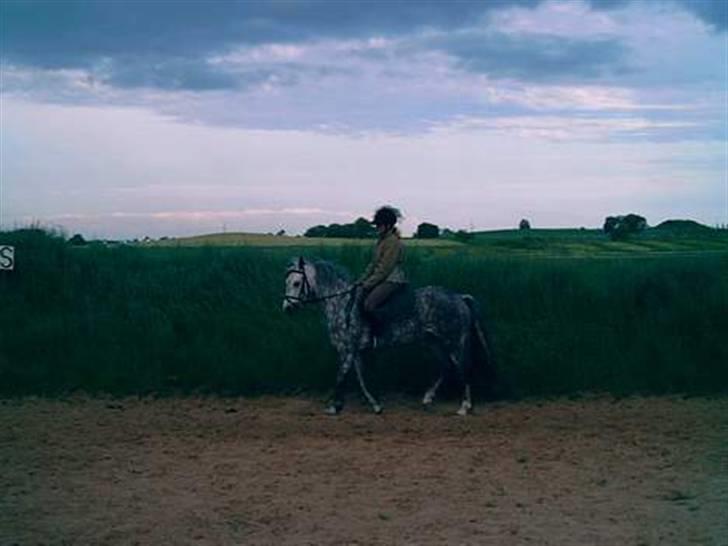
[368, 284, 416, 329]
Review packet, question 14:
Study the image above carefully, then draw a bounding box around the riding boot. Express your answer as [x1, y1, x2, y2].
[369, 312, 384, 337]
[360, 310, 380, 349]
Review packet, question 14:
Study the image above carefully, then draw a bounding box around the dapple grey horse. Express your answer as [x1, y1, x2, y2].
[282, 257, 495, 415]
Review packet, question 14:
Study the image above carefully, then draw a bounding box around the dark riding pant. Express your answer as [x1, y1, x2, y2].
[363, 282, 403, 313]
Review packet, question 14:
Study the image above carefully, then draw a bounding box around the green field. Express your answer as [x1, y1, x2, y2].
[151, 226, 728, 256]
[467, 227, 728, 256]
[1, 227, 727, 399]
[148, 231, 463, 248]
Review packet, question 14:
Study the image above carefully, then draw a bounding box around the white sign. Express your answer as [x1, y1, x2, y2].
[0, 246, 14, 270]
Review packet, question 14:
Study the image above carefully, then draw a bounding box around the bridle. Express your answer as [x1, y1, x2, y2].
[284, 260, 357, 306]
[284, 265, 313, 304]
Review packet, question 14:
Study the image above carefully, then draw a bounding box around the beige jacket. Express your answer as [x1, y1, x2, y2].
[359, 228, 406, 290]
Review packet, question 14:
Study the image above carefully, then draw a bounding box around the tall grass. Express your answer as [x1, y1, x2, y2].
[1, 228, 726, 398]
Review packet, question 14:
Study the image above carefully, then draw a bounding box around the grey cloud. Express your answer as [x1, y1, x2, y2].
[105, 57, 242, 91]
[586, 0, 727, 31]
[0, 0, 534, 92]
[677, 0, 728, 31]
[0, 0, 540, 69]
[2, 1, 724, 72]
[424, 32, 631, 82]
[0, 0, 721, 95]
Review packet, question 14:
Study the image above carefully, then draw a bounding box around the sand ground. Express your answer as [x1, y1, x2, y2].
[1, 395, 727, 546]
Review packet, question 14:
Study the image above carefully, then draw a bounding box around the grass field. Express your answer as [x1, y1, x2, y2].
[148, 232, 462, 248]
[1, 227, 727, 399]
[468, 227, 728, 256]
[150, 226, 728, 256]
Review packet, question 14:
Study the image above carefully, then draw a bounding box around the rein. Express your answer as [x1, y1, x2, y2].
[284, 267, 357, 305]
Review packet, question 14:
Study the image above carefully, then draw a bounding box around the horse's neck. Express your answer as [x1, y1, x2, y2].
[318, 278, 354, 321]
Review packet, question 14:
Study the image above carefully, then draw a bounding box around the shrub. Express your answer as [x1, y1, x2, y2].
[416, 222, 440, 239]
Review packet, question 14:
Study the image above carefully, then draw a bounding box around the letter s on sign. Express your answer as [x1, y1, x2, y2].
[0, 246, 14, 270]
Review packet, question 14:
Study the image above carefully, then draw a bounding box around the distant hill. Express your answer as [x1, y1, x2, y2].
[472, 228, 602, 239]
[143, 232, 460, 248]
[653, 220, 713, 233]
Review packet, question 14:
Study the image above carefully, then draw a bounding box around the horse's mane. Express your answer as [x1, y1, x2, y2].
[313, 259, 351, 285]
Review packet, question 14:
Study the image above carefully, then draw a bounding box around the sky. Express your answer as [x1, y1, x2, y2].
[1, 0, 726, 238]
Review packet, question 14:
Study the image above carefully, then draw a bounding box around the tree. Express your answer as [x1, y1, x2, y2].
[353, 217, 377, 238]
[519, 219, 531, 230]
[304, 218, 376, 238]
[623, 213, 647, 232]
[327, 223, 347, 237]
[68, 233, 86, 246]
[304, 225, 328, 237]
[603, 214, 647, 240]
[416, 222, 440, 239]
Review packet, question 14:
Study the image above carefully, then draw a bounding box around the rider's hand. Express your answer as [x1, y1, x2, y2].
[353, 283, 365, 303]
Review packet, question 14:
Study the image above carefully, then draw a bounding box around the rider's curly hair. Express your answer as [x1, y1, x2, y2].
[372, 205, 402, 227]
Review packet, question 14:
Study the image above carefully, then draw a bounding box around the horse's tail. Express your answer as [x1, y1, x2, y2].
[462, 295, 497, 392]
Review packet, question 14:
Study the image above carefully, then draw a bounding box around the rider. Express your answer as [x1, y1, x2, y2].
[356, 206, 407, 333]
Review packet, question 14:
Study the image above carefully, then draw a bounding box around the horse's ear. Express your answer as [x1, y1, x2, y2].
[297, 256, 304, 269]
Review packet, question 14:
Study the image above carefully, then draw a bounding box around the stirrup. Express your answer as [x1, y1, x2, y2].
[360, 332, 378, 350]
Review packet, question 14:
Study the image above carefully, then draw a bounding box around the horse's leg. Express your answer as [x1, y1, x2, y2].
[453, 335, 473, 416]
[422, 376, 444, 408]
[422, 340, 450, 409]
[326, 353, 353, 415]
[457, 383, 473, 417]
[352, 353, 382, 414]
[423, 348, 472, 415]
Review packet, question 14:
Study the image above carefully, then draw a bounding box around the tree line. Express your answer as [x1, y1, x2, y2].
[303, 217, 477, 241]
[302, 215, 651, 241]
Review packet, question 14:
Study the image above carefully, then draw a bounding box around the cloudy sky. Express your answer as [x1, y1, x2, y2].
[1, 0, 726, 238]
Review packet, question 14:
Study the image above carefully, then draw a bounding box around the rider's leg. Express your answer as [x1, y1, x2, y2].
[363, 282, 401, 335]
[363, 282, 401, 312]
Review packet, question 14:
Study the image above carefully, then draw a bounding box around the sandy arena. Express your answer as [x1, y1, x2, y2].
[1, 395, 726, 545]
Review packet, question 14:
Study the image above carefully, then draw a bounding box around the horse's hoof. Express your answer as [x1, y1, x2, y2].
[456, 407, 471, 416]
[373, 405, 383, 415]
[422, 402, 433, 412]
[324, 406, 340, 416]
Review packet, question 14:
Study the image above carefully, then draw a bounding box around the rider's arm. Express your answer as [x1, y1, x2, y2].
[361, 237, 400, 290]
[357, 260, 375, 286]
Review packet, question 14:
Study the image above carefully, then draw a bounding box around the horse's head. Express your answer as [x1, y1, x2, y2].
[282, 256, 316, 313]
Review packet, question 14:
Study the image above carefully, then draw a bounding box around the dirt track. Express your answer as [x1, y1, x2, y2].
[1, 395, 726, 546]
